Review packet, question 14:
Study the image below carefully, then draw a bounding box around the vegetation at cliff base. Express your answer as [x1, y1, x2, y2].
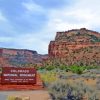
[39, 65, 100, 100]
[39, 64, 99, 74]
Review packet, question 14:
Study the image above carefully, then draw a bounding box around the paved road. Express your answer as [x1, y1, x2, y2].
[0, 90, 50, 100]
[0, 93, 7, 100]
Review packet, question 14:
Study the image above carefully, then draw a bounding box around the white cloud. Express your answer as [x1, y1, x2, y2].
[0, 10, 17, 36]
[5, 34, 49, 54]
[0, 11, 7, 22]
[45, 0, 100, 32]
[0, 37, 12, 42]
[22, 0, 44, 13]
[1, 0, 100, 54]
[8, 0, 100, 54]
[31, 0, 100, 54]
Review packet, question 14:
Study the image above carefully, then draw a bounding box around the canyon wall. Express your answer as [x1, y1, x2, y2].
[0, 48, 44, 67]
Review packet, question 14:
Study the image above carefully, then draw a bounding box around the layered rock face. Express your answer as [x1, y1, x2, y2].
[48, 28, 100, 66]
[0, 48, 45, 67]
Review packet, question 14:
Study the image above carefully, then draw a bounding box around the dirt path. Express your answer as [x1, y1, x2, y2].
[0, 90, 51, 100]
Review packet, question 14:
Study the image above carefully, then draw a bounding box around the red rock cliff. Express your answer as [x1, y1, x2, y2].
[0, 48, 45, 67]
[48, 28, 100, 66]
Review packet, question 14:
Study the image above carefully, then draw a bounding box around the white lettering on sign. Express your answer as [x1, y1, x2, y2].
[3, 74, 18, 76]
[3, 74, 35, 77]
[20, 74, 35, 77]
[11, 70, 29, 73]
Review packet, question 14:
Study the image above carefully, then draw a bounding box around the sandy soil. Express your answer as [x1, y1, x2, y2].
[0, 90, 51, 100]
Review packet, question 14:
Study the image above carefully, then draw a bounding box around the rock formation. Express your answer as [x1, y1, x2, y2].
[0, 48, 46, 67]
[48, 28, 100, 66]
[0, 28, 100, 67]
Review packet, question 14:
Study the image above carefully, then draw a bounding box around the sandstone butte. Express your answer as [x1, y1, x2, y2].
[48, 28, 100, 66]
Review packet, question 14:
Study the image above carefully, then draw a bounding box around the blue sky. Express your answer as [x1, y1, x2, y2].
[0, 0, 100, 54]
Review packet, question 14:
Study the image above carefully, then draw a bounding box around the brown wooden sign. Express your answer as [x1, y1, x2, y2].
[1, 67, 36, 85]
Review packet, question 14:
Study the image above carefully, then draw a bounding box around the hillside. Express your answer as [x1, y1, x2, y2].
[48, 28, 100, 66]
[0, 48, 47, 67]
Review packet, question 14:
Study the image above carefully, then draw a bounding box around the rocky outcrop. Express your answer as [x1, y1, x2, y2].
[48, 28, 100, 66]
[0, 48, 47, 67]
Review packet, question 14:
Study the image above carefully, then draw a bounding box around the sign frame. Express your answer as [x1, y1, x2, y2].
[1, 67, 37, 85]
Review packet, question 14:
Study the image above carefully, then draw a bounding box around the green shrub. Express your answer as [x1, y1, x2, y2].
[42, 64, 99, 74]
[48, 80, 99, 100]
[40, 71, 58, 87]
[45, 65, 55, 71]
[59, 65, 70, 72]
[69, 65, 85, 74]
